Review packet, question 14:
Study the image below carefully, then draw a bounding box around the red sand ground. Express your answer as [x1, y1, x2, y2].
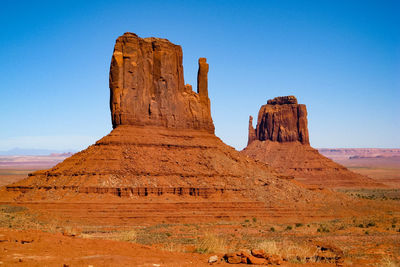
[0, 228, 209, 266]
[0, 148, 399, 265]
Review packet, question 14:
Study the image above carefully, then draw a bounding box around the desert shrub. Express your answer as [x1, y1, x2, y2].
[0, 205, 26, 213]
[120, 229, 137, 242]
[270, 227, 275, 232]
[295, 223, 303, 227]
[258, 240, 279, 255]
[317, 225, 330, 233]
[62, 225, 81, 237]
[286, 226, 293, 230]
[252, 217, 257, 223]
[366, 222, 376, 227]
[259, 240, 316, 263]
[162, 242, 186, 253]
[365, 231, 369, 235]
[358, 224, 364, 228]
[381, 256, 400, 267]
[195, 233, 226, 254]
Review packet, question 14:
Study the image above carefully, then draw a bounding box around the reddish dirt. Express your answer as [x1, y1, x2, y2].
[0, 198, 378, 226]
[0, 228, 210, 266]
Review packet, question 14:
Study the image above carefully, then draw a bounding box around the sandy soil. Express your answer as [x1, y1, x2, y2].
[0, 228, 210, 266]
[0, 151, 399, 266]
[0, 200, 399, 266]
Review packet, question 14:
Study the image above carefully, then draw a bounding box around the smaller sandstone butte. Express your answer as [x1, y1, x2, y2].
[110, 32, 214, 133]
[249, 95, 309, 145]
[243, 96, 384, 188]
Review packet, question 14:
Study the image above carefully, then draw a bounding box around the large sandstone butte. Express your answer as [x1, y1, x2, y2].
[110, 33, 214, 132]
[243, 96, 384, 188]
[1, 33, 359, 223]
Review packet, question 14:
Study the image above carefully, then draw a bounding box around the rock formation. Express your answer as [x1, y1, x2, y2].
[249, 96, 309, 145]
[110, 33, 213, 132]
[1, 33, 374, 227]
[2, 33, 365, 227]
[3, 33, 314, 205]
[243, 96, 384, 188]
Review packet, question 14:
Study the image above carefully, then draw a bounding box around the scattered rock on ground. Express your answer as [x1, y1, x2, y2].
[208, 255, 218, 263]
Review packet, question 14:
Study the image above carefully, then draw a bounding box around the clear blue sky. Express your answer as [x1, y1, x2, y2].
[0, 0, 399, 151]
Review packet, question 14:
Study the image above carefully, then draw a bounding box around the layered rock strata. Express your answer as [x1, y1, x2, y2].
[110, 33, 214, 132]
[248, 95, 309, 145]
[243, 96, 384, 188]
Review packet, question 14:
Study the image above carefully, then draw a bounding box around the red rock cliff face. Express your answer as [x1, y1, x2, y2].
[110, 32, 214, 132]
[249, 96, 309, 145]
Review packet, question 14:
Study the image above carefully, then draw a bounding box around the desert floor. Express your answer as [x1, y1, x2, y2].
[0, 154, 399, 266]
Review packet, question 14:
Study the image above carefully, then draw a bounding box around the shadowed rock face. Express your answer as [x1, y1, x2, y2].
[110, 32, 214, 132]
[248, 96, 309, 145]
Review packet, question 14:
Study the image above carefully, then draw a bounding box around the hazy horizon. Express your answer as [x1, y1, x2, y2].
[1, 0, 399, 151]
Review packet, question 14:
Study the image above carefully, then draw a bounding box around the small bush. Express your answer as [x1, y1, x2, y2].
[244, 219, 250, 223]
[270, 227, 275, 232]
[120, 229, 137, 242]
[295, 223, 303, 228]
[366, 222, 376, 227]
[258, 240, 316, 263]
[195, 233, 226, 254]
[365, 231, 369, 235]
[381, 256, 400, 267]
[317, 225, 330, 233]
[258, 240, 279, 255]
[286, 226, 293, 231]
[252, 217, 257, 223]
[358, 224, 364, 228]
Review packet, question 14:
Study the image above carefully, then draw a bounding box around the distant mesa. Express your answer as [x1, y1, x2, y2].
[242, 96, 384, 189]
